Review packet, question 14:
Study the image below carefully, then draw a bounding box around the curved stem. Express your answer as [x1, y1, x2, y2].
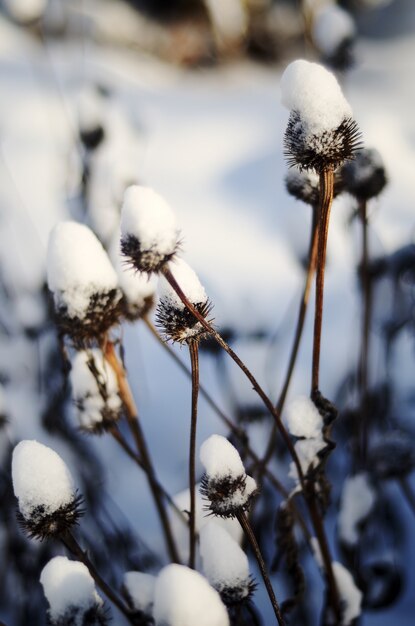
[188, 340, 200, 568]
[311, 168, 334, 394]
[236, 511, 285, 625]
[104, 341, 180, 564]
[61, 531, 133, 621]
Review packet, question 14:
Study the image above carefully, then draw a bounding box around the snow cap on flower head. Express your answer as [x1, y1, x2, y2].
[12, 440, 83, 540]
[77, 86, 106, 151]
[200, 435, 258, 518]
[47, 221, 122, 346]
[120, 185, 180, 274]
[70, 349, 122, 434]
[153, 564, 230, 626]
[40, 556, 107, 626]
[312, 4, 356, 70]
[156, 258, 213, 344]
[281, 59, 361, 172]
[341, 147, 387, 200]
[200, 522, 255, 606]
[123, 571, 156, 617]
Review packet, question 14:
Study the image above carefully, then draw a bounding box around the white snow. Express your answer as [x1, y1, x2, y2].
[170, 485, 243, 564]
[289, 437, 326, 481]
[47, 221, 119, 319]
[280, 60, 353, 135]
[158, 258, 208, 310]
[285, 395, 323, 439]
[199, 522, 250, 597]
[12, 440, 76, 520]
[338, 473, 376, 546]
[69, 349, 122, 430]
[2, 0, 47, 23]
[200, 434, 246, 479]
[312, 5, 355, 57]
[40, 556, 103, 622]
[120, 185, 179, 257]
[311, 539, 362, 625]
[153, 564, 230, 626]
[123, 571, 156, 615]
[77, 88, 105, 135]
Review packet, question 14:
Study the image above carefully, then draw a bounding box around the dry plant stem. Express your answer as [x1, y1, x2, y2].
[160, 268, 340, 611]
[188, 340, 200, 569]
[61, 531, 133, 621]
[161, 267, 304, 482]
[358, 199, 371, 461]
[311, 167, 334, 395]
[236, 511, 286, 626]
[258, 206, 319, 476]
[104, 341, 180, 564]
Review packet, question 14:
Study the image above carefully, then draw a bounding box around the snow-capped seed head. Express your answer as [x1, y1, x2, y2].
[341, 148, 387, 200]
[285, 168, 345, 206]
[47, 221, 122, 345]
[312, 5, 356, 70]
[338, 473, 376, 547]
[77, 87, 106, 151]
[156, 258, 213, 344]
[369, 431, 415, 479]
[3, 0, 47, 24]
[153, 564, 230, 626]
[40, 556, 106, 626]
[200, 435, 258, 518]
[12, 440, 83, 540]
[120, 186, 180, 274]
[70, 349, 122, 434]
[200, 522, 254, 606]
[281, 60, 361, 172]
[285, 396, 323, 439]
[123, 571, 156, 616]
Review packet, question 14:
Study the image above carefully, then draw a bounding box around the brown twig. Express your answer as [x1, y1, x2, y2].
[104, 341, 180, 563]
[188, 340, 200, 568]
[61, 530, 133, 621]
[236, 511, 286, 625]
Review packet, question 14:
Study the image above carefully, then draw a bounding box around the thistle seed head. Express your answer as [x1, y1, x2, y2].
[17, 493, 84, 541]
[285, 168, 345, 206]
[200, 473, 258, 518]
[341, 147, 387, 200]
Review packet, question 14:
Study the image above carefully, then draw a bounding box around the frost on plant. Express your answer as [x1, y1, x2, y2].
[12, 440, 83, 540]
[199, 521, 254, 606]
[153, 564, 230, 626]
[200, 435, 258, 518]
[40, 556, 107, 626]
[120, 185, 180, 274]
[157, 258, 213, 344]
[281, 59, 361, 171]
[70, 349, 123, 433]
[47, 221, 122, 345]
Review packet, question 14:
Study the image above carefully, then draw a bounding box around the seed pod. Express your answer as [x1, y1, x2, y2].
[285, 168, 345, 206]
[12, 440, 83, 540]
[341, 147, 387, 200]
[200, 435, 258, 518]
[312, 5, 356, 71]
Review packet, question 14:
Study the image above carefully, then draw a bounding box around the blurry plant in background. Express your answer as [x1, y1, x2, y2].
[1, 0, 415, 624]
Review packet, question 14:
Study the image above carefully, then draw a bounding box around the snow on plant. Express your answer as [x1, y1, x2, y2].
[123, 571, 156, 617]
[40, 556, 106, 626]
[120, 185, 180, 274]
[200, 434, 258, 518]
[199, 521, 254, 606]
[338, 473, 376, 547]
[12, 440, 83, 540]
[77, 87, 106, 152]
[281, 59, 361, 172]
[157, 258, 212, 344]
[153, 564, 230, 626]
[311, 4, 356, 70]
[47, 221, 122, 345]
[70, 349, 123, 433]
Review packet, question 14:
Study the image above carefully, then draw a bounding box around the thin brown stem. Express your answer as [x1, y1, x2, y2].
[61, 531, 133, 621]
[311, 168, 334, 394]
[161, 266, 305, 484]
[236, 511, 285, 625]
[104, 341, 180, 564]
[358, 199, 371, 461]
[258, 206, 319, 476]
[188, 340, 200, 568]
